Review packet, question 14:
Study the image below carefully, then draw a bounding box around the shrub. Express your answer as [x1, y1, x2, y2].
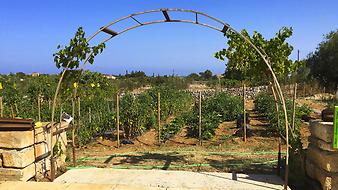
[187, 92, 242, 140]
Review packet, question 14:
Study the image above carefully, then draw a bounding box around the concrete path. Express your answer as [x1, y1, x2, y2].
[0, 181, 168, 190]
[54, 168, 289, 190]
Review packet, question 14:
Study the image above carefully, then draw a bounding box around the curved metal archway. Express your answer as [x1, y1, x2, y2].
[51, 8, 290, 189]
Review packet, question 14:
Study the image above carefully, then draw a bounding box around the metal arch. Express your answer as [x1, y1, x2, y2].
[51, 8, 290, 189]
[86, 8, 289, 189]
[87, 8, 231, 42]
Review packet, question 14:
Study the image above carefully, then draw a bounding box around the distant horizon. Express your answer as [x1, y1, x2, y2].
[0, 69, 219, 77]
[1, 0, 338, 75]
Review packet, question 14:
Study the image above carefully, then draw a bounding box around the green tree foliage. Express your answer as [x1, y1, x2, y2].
[187, 73, 200, 80]
[53, 27, 106, 69]
[306, 29, 338, 90]
[199, 70, 213, 80]
[215, 27, 301, 82]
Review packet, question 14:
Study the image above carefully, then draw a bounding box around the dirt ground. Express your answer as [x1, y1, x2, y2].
[70, 98, 327, 175]
[72, 100, 282, 174]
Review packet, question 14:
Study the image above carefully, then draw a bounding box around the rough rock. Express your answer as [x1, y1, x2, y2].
[309, 121, 334, 143]
[0, 130, 34, 149]
[0, 162, 35, 181]
[2, 143, 50, 168]
[306, 159, 338, 190]
[35, 157, 51, 178]
[309, 136, 337, 152]
[307, 145, 338, 173]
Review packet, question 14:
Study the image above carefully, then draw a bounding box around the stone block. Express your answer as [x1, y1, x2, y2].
[35, 142, 50, 160]
[2, 147, 34, 168]
[307, 145, 338, 173]
[0, 130, 34, 149]
[2, 143, 50, 168]
[35, 157, 51, 178]
[309, 136, 338, 152]
[309, 121, 334, 143]
[0, 162, 35, 181]
[0, 122, 67, 150]
[306, 159, 338, 190]
[35, 126, 50, 143]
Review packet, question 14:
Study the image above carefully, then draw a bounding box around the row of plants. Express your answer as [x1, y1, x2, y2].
[160, 92, 243, 141]
[254, 93, 311, 141]
[120, 87, 194, 141]
[0, 71, 244, 145]
[186, 93, 243, 140]
[254, 93, 312, 187]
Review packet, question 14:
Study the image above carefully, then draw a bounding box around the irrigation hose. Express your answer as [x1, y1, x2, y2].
[67, 160, 278, 170]
[77, 150, 285, 161]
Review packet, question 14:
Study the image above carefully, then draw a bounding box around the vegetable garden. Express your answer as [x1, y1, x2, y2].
[2, 8, 334, 190]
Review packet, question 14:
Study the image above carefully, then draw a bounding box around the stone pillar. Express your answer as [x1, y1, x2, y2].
[306, 121, 338, 190]
[0, 122, 68, 181]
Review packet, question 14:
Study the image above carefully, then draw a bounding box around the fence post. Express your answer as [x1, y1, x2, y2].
[116, 93, 120, 148]
[71, 95, 76, 167]
[199, 91, 202, 146]
[77, 96, 81, 134]
[10, 105, 14, 118]
[88, 107, 92, 123]
[158, 92, 161, 144]
[107, 100, 111, 113]
[277, 137, 281, 176]
[243, 83, 247, 142]
[38, 95, 41, 121]
[0, 96, 3, 117]
[48, 99, 51, 110]
[292, 83, 297, 131]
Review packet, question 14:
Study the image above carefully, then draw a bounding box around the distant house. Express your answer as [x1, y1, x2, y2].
[31, 72, 40, 77]
[103, 74, 116, 80]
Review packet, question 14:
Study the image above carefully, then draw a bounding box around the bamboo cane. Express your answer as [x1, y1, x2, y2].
[292, 83, 297, 131]
[116, 93, 120, 148]
[158, 92, 161, 144]
[0, 97, 3, 118]
[71, 95, 76, 167]
[243, 83, 247, 142]
[199, 91, 202, 146]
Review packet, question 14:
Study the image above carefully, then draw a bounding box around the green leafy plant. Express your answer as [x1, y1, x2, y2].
[187, 93, 242, 140]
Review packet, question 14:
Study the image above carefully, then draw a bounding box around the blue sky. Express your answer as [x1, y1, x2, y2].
[0, 0, 337, 76]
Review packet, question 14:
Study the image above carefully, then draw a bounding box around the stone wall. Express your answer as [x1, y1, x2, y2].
[306, 121, 338, 190]
[122, 86, 269, 99]
[0, 122, 68, 181]
[187, 86, 268, 99]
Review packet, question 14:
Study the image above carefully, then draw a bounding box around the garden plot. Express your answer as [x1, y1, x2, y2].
[73, 101, 284, 174]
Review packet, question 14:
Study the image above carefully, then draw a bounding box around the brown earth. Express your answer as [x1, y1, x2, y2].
[72, 100, 286, 174]
[69, 98, 327, 175]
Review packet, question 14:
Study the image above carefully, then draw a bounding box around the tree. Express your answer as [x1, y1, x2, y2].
[51, 27, 106, 176]
[187, 73, 200, 80]
[215, 27, 300, 82]
[306, 29, 338, 90]
[199, 70, 213, 80]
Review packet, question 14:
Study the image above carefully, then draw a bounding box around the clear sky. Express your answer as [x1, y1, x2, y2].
[0, 0, 337, 76]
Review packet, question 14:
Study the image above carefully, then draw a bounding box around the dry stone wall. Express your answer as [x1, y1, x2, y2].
[0, 122, 68, 181]
[306, 121, 338, 190]
[187, 86, 268, 99]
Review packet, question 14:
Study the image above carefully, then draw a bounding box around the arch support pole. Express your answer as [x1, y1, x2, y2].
[50, 8, 290, 188]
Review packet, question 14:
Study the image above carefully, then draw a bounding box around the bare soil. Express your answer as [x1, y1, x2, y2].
[72, 100, 285, 174]
[69, 98, 326, 176]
